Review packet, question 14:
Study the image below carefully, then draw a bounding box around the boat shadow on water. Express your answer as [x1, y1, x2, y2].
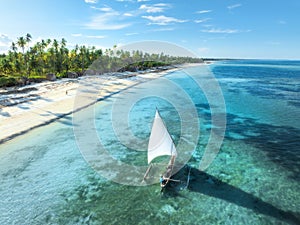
[163, 166, 300, 225]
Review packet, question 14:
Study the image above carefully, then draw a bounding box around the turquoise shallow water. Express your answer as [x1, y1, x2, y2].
[0, 60, 299, 224]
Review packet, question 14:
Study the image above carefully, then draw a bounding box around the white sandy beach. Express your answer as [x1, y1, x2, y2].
[0, 68, 180, 143]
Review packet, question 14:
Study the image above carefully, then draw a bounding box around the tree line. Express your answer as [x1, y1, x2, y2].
[0, 33, 202, 87]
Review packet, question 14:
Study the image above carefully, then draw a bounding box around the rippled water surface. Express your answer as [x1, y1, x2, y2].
[0, 60, 299, 224]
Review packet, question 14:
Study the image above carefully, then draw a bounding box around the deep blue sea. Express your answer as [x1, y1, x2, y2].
[0, 60, 299, 224]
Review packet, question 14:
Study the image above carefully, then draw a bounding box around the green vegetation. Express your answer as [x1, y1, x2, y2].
[0, 76, 18, 87]
[0, 33, 202, 87]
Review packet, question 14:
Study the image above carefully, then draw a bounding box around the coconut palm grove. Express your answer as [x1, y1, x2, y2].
[0, 33, 203, 87]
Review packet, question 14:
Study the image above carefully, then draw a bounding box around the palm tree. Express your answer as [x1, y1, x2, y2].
[0, 58, 12, 74]
[25, 33, 32, 44]
[16, 36, 27, 75]
[27, 46, 38, 76]
[24, 34, 32, 77]
[16, 34, 32, 77]
[60, 38, 69, 75]
[52, 39, 59, 51]
[50, 39, 60, 73]
[11, 42, 18, 52]
[17, 37, 26, 54]
[79, 45, 87, 74]
[8, 43, 19, 74]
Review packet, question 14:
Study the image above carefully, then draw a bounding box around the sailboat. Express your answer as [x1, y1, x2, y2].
[143, 109, 178, 190]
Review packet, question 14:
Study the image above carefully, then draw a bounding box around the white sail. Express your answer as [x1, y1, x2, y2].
[147, 110, 177, 164]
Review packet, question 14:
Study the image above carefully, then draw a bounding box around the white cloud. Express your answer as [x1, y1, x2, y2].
[142, 15, 187, 25]
[85, 0, 98, 4]
[125, 32, 139, 36]
[202, 24, 213, 28]
[194, 18, 211, 23]
[201, 28, 239, 34]
[137, 0, 149, 2]
[86, 35, 106, 39]
[71, 33, 83, 37]
[123, 13, 134, 17]
[71, 33, 106, 39]
[0, 34, 51, 53]
[0, 41, 8, 47]
[154, 3, 170, 7]
[152, 27, 175, 32]
[85, 12, 131, 30]
[196, 10, 212, 14]
[0, 34, 11, 47]
[0, 34, 13, 53]
[139, 4, 171, 13]
[227, 4, 242, 10]
[202, 28, 251, 34]
[91, 6, 113, 12]
[116, 0, 134, 2]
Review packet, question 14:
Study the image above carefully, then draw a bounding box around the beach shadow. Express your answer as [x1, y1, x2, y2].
[0, 87, 38, 95]
[40, 96, 53, 102]
[166, 166, 300, 225]
[1, 94, 52, 107]
[0, 108, 10, 117]
[40, 110, 76, 127]
[17, 105, 30, 110]
[0, 99, 13, 107]
[56, 116, 75, 127]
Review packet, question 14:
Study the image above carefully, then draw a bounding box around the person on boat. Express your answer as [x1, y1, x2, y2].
[160, 175, 169, 188]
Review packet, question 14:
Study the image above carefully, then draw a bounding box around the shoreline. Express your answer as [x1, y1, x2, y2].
[0, 67, 181, 144]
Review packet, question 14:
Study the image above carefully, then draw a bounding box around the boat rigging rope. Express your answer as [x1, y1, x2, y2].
[185, 166, 192, 189]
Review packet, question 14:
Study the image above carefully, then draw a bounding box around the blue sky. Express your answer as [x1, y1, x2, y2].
[0, 0, 299, 59]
